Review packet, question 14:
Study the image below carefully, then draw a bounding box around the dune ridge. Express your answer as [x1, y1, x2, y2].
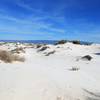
[0, 42, 100, 100]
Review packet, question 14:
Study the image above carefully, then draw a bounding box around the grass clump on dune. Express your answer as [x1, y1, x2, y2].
[0, 50, 25, 63]
[55, 40, 67, 45]
[38, 46, 49, 52]
[71, 40, 81, 44]
[81, 55, 92, 61]
[11, 47, 25, 54]
[69, 66, 80, 71]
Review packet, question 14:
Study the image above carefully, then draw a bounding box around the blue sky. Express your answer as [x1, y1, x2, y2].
[0, 0, 100, 42]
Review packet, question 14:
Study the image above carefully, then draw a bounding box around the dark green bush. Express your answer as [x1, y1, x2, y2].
[71, 40, 80, 44]
[55, 40, 67, 45]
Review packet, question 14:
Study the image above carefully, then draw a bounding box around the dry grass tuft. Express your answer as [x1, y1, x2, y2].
[36, 44, 42, 48]
[69, 66, 80, 71]
[45, 50, 56, 56]
[0, 50, 25, 63]
[38, 46, 49, 52]
[11, 47, 25, 54]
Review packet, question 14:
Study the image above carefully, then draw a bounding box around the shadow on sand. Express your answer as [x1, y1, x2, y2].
[83, 89, 100, 100]
[94, 53, 100, 55]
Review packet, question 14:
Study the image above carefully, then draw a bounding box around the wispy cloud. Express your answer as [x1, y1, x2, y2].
[0, 0, 67, 35]
[0, 11, 66, 35]
[0, 0, 100, 41]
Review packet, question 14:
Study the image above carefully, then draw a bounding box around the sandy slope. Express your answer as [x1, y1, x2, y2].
[0, 42, 100, 100]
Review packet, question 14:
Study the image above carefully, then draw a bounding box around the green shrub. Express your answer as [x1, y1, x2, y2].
[55, 40, 67, 45]
[71, 40, 80, 44]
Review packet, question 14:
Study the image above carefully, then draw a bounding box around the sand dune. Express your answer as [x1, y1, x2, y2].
[0, 42, 100, 100]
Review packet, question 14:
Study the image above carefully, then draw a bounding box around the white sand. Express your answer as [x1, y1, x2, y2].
[0, 42, 100, 100]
